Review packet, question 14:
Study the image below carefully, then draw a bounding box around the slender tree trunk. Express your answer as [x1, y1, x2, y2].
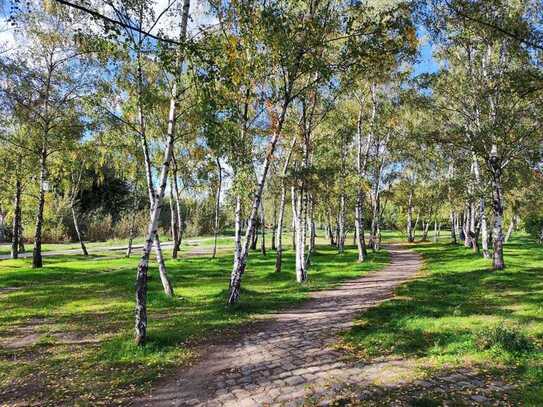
[18, 223, 25, 253]
[308, 195, 315, 255]
[422, 217, 430, 241]
[212, 158, 222, 259]
[275, 137, 296, 272]
[71, 205, 88, 256]
[126, 211, 136, 258]
[169, 177, 179, 259]
[233, 195, 242, 272]
[489, 156, 505, 270]
[275, 185, 287, 272]
[271, 202, 277, 251]
[136, 40, 173, 297]
[327, 213, 335, 246]
[338, 193, 346, 254]
[32, 146, 47, 269]
[294, 186, 307, 282]
[433, 219, 438, 243]
[463, 208, 471, 247]
[227, 100, 289, 305]
[355, 192, 367, 261]
[291, 187, 297, 251]
[407, 191, 414, 243]
[260, 201, 266, 256]
[250, 222, 258, 250]
[134, 0, 190, 343]
[413, 212, 420, 239]
[504, 211, 518, 243]
[450, 211, 457, 244]
[11, 179, 21, 259]
[354, 86, 374, 261]
[171, 160, 183, 252]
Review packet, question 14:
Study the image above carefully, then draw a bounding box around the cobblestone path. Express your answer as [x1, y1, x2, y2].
[139, 245, 422, 406]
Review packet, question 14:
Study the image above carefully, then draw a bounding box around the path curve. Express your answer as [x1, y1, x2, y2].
[138, 245, 422, 407]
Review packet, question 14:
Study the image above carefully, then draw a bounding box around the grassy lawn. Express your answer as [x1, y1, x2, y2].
[340, 234, 543, 404]
[0, 235, 235, 256]
[0, 241, 388, 405]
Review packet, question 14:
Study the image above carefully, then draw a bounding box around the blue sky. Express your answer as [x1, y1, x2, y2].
[413, 27, 440, 76]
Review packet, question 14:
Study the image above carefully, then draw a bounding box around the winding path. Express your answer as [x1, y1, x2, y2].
[138, 245, 422, 407]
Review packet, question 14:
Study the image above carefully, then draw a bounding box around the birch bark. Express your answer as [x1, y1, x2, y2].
[227, 100, 289, 304]
[275, 137, 296, 272]
[134, 0, 190, 344]
[11, 178, 21, 259]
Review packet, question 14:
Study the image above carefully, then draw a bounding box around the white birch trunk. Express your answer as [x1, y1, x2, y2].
[227, 101, 289, 304]
[134, 0, 190, 344]
[212, 157, 222, 259]
[275, 137, 296, 272]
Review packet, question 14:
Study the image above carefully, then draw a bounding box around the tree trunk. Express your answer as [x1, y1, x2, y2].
[422, 218, 430, 241]
[171, 160, 183, 252]
[450, 211, 457, 244]
[463, 208, 471, 247]
[291, 186, 297, 251]
[309, 196, 316, 255]
[134, 0, 190, 342]
[126, 211, 136, 258]
[250, 222, 258, 250]
[274, 136, 296, 272]
[433, 219, 438, 243]
[233, 195, 242, 272]
[294, 186, 307, 283]
[354, 86, 374, 260]
[260, 201, 266, 256]
[489, 155, 505, 270]
[71, 205, 88, 256]
[274, 185, 287, 272]
[271, 202, 277, 251]
[407, 191, 414, 243]
[504, 212, 518, 243]
[32, 146, 47, 269]
[169, 177, 179, 259]
[11, 179, 21, 259]
[212, 157, 222, 259]
[338, 193, 345, 254]
[227, 100, 289, 305]
[137, 40, 173, 297]
[355, 191, 367, 261]
[413, 212, 420, 240]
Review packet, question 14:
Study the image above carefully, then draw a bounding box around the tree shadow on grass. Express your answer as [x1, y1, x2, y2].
[342, 241, 543, 366]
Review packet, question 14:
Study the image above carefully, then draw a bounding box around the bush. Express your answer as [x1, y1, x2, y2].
[84, 210, 113, 242]
[475, 325, 535, 353]
[525, 214, 543, 243]
[113, 210, 148, 240]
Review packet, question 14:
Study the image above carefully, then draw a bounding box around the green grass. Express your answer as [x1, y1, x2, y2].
[340, 234, 543, 404]
[0, 241, 388, 405]
[0, 235, 235, 256]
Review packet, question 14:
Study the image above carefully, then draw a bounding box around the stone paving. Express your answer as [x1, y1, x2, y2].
[138, 245, 423, 407]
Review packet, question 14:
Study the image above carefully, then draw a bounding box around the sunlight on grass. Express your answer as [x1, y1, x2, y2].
[341, 234, 543, 404]
[0, 242, 387, 404]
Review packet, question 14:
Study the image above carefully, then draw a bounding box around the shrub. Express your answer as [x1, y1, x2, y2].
[475, 325, 535, 353]
[84, 210, 113, 242]
[525, 214, 543, 243]
[113, 210, 148, 240]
